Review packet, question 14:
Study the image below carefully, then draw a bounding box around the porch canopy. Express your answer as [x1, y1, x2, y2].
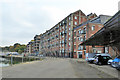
[81, 10, 120, 46]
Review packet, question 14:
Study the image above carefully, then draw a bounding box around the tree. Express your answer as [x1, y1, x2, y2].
[15, 45, 20, 52]
[2, 43, 26, 54]
[18, 50, 22, 54]
[14, 43, 20, 48]
[9, 46, 14, 52]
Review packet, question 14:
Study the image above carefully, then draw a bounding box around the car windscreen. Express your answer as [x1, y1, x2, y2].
[102, 56, 111, 59]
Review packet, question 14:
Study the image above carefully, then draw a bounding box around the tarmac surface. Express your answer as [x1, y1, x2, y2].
[1, 57, 119, 78]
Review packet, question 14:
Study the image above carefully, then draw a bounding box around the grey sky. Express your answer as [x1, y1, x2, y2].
[0, 0, 119, 47]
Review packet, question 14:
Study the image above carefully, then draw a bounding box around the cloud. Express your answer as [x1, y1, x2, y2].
[41, 5, 65, 24]
[0, 0, 59, 46]
[0, 0, 119, 47]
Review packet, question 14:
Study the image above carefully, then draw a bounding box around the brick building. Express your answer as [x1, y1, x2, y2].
[39, 10, 98, 57]
[81, 11, 120, 58]
[73, 15, 111, 58]
[26, 40, 34, 54]
[26, 9, 113, 58]
[34, 34, 42, 54]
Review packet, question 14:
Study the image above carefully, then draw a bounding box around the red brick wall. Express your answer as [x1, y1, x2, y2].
[74, 22, 104, 59]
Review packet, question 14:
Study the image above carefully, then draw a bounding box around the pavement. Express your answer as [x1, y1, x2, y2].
[2, 58, 77, 78]
[1, 57, 119, 78]
[77, 59, 119, 79]
[88, 63, 119, 78]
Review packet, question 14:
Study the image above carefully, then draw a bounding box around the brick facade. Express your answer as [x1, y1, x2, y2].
[26, 40, 34, 54]
[25, 10, 113, 58]
[73, 15, 111, 58]
[39, 10, 88, 57]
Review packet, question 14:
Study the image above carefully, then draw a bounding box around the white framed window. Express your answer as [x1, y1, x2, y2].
[62, 49, 64, 52]
[60, 23, 61, 26]
[62, 44, 64, 47]
[74, 16, 77, 19]
[75, 22, 77, 25]
[69, 32, 70, 35]
[60, 32, 61, 35]
[62, 21, 64, 24]
[81, 46, 83, 50]
[65, 25, 67, 28]
[92, 25, 95, 31]
[69, 42, 71, 46]
[78, 37, 81, 41]
[84, 34, 86, 39]
[78, 30, 81, 34]
[69, 37, 71, 40]
[69, 16, 71, 20]
[69, 28, 71, 30]
[81, 38, 83, 42]
[62, 27, 64, 29]
[69, 22, 71, 25]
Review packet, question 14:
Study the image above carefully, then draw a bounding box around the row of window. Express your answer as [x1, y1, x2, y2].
[45, 16, 75, 36]
[69, 15, 77, 20]
[68, 22, 77, 26]
[74, 35, 86, 42]
[75, 25, 96, 36]
[42, 43, 59, 49]
[60, 27, 71, 31]
[60, 48, 71, 52]
[74, 45, 86, 50]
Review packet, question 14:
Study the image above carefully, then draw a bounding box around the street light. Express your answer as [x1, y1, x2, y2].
[10, 52, 12, 66]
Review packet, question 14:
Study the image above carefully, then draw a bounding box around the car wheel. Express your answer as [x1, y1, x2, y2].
[95, 62, 98, 65]
[111, 63, 115, 68]
[107, 62, 110, 65]
[98, 62, 102, 65]
[116, 67, 120, 71]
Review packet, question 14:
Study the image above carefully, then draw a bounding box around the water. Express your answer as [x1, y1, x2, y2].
[0, 63, 9, 67]
[0, 57, 10, 67]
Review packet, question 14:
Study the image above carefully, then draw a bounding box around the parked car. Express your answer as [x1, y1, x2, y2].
[108, 59, 113, 65]
[38, 54, 44, 57]
[93, 54, 112, 65]
[111, 56, 120, 70]
[85, 53, 100, 63]
[116, 63, 120, 71]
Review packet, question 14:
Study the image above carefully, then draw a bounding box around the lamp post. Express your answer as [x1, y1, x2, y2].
[10, 53, 13, 66]
[22, 53, 24, 63]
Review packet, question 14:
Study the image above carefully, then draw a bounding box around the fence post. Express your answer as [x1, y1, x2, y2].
[11, 53, 12, 66]
[22, 53, 24, 63]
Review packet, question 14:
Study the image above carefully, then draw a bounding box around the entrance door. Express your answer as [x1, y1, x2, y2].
[77, 51, 82, 58]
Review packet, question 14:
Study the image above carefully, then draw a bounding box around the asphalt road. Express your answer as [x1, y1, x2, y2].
[2, 58, 116, 78]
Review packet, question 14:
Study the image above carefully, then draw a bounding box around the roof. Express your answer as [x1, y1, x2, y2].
[74, 15, 111, 30]
[81, 10, 120, 46]
[74, 20, 90, 30]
